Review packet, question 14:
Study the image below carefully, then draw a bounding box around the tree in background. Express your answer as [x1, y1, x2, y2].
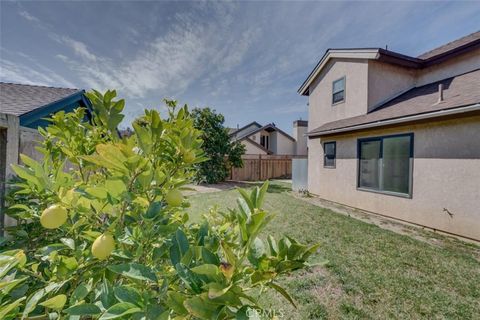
[191, 107, 245, 183]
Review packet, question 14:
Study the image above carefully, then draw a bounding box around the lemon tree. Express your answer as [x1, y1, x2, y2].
[1, 90, 319, 319]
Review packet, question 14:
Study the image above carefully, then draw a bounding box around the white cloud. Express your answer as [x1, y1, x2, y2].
[18, 10, 40, 22]
[58, 36, 98, 62]
[52, 2, 256, 99]
[0, 58, 76, 88]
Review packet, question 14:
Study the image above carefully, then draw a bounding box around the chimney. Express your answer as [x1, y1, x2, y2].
[293, 120, 308, 156]
[438, 83, 444, 103]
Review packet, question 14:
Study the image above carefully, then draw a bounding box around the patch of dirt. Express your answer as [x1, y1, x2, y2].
[310, 267, 344, 306]
[183, 181, 252, 195]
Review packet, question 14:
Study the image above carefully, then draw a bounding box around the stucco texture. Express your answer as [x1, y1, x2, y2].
[308, 115, 480, 240]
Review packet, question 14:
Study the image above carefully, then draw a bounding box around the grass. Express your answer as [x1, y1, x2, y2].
[186, 181, 480, 319]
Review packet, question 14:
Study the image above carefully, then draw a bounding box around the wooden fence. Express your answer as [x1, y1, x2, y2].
[230, 155, 299, 181]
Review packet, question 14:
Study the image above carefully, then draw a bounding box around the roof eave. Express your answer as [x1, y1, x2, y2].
[19, 90, 90, 126]
[298, 49, 380, 96]
[307, 103, 480, 138]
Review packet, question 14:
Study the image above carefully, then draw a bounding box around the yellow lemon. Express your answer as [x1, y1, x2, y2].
[91, 233, 115, 260]
[165, 189, 183, 207]
[40, 205, 68, 229]
[183, 150, 196, 163]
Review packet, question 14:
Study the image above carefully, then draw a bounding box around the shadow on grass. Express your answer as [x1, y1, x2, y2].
[267, 183, 291, 194]
[225, 180, 291, 194]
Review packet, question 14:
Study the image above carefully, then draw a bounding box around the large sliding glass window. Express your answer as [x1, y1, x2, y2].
[358, 134, 413, 197]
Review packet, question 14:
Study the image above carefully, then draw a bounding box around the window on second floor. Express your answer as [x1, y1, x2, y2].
[260, 135, 269, 149]
[332, 77, 345, 104]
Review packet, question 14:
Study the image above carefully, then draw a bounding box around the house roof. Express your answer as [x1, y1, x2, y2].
[298, 31, 480, 96]
[418, 31, 480, 60]
[0, 82, 91, 128]
[233, 123, 296, 142]
[307, 69, 480, 137]
[228, 121, 262, 137]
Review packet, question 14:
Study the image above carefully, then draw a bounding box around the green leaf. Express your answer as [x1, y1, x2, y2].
[237, 188, 254, 213]
[301, 243, 321, 261]
[208, 283, 232, 299]
[220, 241, 237, 267]
[0, 297, 25, 319]
[255, 181, 269, 208]
[70, 284, 89, 304]
[144, 201, 163, 219]
[99, 302, 142, 320]
[170, 229, 189, 267]
[167, 292, 188, 315]
[39, 294, 67, 310]
[275, 260, 305, 273]
[23, 288, 47, 318]
[108, 263, 157, 282]
[113, 286, 142, 306]
[64, 304, 102, 316]
[250, 271, 276, 285]
[267, 235, 278, 256]
[190, 264, 222, 282]
[236, 306, 261, 320]
[11, 165, 41, 188]
[105, 179, 127, 198]
[0, 276, 28, 295]
[60, 238, 75, 250]
[248, 238, 266, 267]
[183, 296, 217, 319]
[267, 282, 297, 308]
[201, 248, 220, 265]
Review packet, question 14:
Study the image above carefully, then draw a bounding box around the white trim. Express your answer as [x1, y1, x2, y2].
[308, 103, 480, 137]
[298, 49, 379, 95]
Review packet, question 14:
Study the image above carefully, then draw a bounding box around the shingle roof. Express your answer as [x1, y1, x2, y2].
[299, 31, 480, 96]
[229, 121, 262, 137]
[308, 69, 480, 136]
[418, 31, 480, 60]
[234, 123, 296, 142]
[0, 82, 81, 117]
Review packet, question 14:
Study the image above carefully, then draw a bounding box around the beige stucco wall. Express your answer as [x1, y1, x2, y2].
[271, 132, 295, 155]
[416, 47, 480, 86]
[308, 115, 480, 240]
[242, 139, 267, 155]
[308, 58, 369, 131]
[293, 124, 308, 156]
[367, 61, 416, 111]
[19, 127, 44, 161]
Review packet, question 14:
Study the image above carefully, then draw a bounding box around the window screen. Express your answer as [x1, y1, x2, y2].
[324, 142, 336, 168]
[332, 77, 345, 104]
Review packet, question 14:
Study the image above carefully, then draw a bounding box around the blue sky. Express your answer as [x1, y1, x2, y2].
[1, 1, 479, 131]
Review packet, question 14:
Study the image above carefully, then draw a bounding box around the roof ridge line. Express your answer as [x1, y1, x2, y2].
[0, 81, 80, 91]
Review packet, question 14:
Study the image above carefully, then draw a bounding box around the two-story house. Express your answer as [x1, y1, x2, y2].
[298, 31, 480, 241]
[229, 120, 308, 156]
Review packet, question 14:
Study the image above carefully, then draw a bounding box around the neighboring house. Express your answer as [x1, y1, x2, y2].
[299, 31, 480, 241]
[0, 82, 91, 231]
[230, 120, 308, 156]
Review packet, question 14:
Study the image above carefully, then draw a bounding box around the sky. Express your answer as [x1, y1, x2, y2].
[1, 1, 479, 132]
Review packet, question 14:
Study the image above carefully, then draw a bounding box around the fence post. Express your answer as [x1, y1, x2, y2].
[258, 154, 262, 181]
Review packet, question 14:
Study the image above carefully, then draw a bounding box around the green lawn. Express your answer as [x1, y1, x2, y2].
[186, 181, 480, 319]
